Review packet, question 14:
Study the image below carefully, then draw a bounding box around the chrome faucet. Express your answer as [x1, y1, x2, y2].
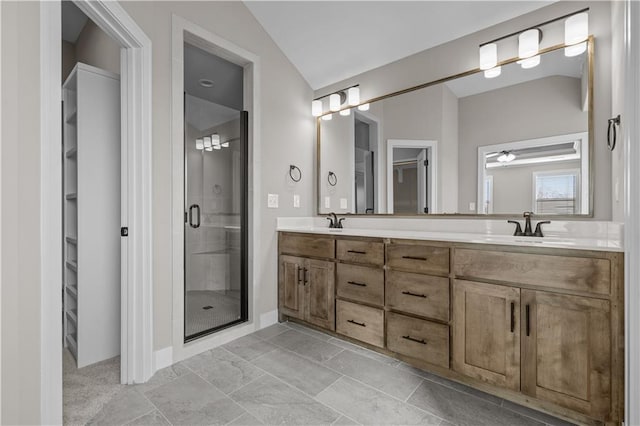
[507, 212, 550, 237]
[326, 212, 344, 229]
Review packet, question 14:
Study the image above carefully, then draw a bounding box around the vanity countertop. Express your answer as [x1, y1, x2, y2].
[276, 217, 624, 252]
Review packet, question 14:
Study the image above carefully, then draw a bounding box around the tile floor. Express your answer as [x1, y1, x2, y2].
[64, 321, 576, 426]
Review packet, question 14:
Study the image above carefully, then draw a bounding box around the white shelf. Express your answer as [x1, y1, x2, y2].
[66, 236, 77, 245]
[65, 260, 77, 272]
[65, 147, 77, 158]
[65, 109, 77, 124]
[66, 284, 78, 299]
[66, 309, 78, 326]
[65, 193, 77, 200]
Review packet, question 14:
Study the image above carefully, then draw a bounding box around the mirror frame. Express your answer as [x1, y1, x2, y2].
[316, 37, 594, 218]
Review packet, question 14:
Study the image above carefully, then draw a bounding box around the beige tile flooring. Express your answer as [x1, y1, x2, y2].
[63, 321, 576, 426]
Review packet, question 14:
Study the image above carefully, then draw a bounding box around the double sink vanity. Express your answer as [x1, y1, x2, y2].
[277, 219, 623, 425]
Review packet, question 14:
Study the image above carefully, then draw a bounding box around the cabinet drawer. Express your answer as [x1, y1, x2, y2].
[387, 243, 449, 275]
[336, 263, 384, 306]
[279, 233, 335, 259]
[336, 300, 384, 348]
[454, 249, 611, 295]
[386, 312, 449, 369]
[386, 270, 449, 322]
[337, 239, 384, 266]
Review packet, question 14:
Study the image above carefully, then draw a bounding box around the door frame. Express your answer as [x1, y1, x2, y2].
[386, 139, 438, 214]
[40, 1, 153, 423]
[171, 16, 262, 362]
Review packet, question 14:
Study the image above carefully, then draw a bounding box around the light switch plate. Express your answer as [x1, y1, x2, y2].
[267, 193, 279, 208]
[324, 196, 331, 209]
[340, 198, 348, 209]
[293, 194, 300, 208]
[469, 202, 476, 211]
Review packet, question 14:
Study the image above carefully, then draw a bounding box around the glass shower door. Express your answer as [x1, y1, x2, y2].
[184, 94, 248, 341]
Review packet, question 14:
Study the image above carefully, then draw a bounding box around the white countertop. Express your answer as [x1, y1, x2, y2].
[276, 217, 624, 252]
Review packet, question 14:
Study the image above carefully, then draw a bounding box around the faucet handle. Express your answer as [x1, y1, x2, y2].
[507, 220, 524, 236]
[534, 221, 551, 237]
[337, 218, 345, 229]
[326, 217, 335, 228]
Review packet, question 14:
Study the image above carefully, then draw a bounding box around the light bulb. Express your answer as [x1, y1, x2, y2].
[519, 55, 540, 69]
[221, 141, 229, 148]
[213, 145, 221, 150]
[205, 146, 213, 152]
[565, 13, 588, 46]
[484, 66, 501, 79]
[519, 29, 540, 59]
[497, 151, 516, 162]
[340, 108, 351, 116]
[321, 114, 333, 121]
[357, 103, 370, 111]
[347, 87, 360, 105]
[565, 41, 586, 57]
[195, 138, 204, 150]
[479, 43, 498, 70]
[203, 136, 212, 149]
[329, 93, 341, 112]
[211, 134, 220, 146]
[311, 100, 322, 117]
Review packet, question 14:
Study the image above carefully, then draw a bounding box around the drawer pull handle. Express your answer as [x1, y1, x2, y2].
[510, 302, 515, 333]
[402, 255, 427, 261]
[402, 335, 427, 345]
[526, 304, 531, 337]
[347, 281, 367, 287]
[347, 319, 366, 327]
[402, 291, 427, 298]
[347, 250, 367, 255]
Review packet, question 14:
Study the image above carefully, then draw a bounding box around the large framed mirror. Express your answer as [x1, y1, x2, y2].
[317, 39, 593, 216]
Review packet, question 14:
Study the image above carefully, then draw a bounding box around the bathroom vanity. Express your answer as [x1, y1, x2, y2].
[277, 228, 624, 425]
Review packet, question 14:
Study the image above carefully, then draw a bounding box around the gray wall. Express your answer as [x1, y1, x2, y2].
[458, 75, 587, 211]
[74, 19, 120, 75]
[317, 1, 612, 220]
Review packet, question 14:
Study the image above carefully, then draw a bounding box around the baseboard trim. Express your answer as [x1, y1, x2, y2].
[259, 310, 278, 328]
[154, 347, 173, 371]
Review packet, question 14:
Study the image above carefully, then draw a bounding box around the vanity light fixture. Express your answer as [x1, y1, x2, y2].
[321, 113, 333, 121]
[497, 151, 516, 163]
[347, 87, 360, 105]
[203, 136, 212, 150]
[484, 66, 501, 79]
[213, 145, 221, 150]
[518, 55, 541, 69]
[311, 100, 323, 117]
[211, 134, 221, 147]
[358, 103, 370, 111]
[564, 12, 588, 57]
[221, 141, 229, 148]
[340, 108, 351, 116]
[479, 43, 498, 70]
[519, 29, 541, 60]
[195, 138, 204, 150]
[329, 93, 341, 112]
[205, 146, 213, 152]
[311, 84, 360, 117]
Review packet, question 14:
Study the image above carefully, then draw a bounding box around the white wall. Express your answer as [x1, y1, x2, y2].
[74, 19, 120, 76]
[611, 1, 625, 222]
[117, 1, 315, 351]
[317, 1, 613, 220]
[319, 113, 353, 213]
[458, 75, 587, 210]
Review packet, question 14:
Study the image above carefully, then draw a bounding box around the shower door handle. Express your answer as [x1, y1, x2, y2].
[188, 204, 201, 228]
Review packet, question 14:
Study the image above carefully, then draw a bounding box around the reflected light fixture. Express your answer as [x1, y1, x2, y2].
[211, 134, 221, 146]
[311, 100, 323, 117]
[347, 87, 360, 105]
[518, 55, 541, 69]
[213, 145, 221, 150]
[203, 136, 212, 150]
[518, 28, 541, 59]
[340, 108, 351, 116]
[484, 66, 501, 79]
[329, 93, 341, 112]
[205, 146, 213, 152]
[195, 138, 204, 150]
[358, 103, 370, 111]
[497, 151, 516, 163]
[221, 141, 229, 148]
[564, 12, 588, 57]
[479, 43, 498, 70]
[321, 113, 333, 121]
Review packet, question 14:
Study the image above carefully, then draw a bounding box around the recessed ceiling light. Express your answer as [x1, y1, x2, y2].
[199, 79, 214, 88]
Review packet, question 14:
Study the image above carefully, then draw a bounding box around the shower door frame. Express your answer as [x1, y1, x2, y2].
[182, 105, 249, 342]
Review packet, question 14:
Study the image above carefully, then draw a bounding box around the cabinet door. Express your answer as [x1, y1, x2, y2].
[521, 290, 611, 420]
[305, 259, 336, 331]
[278, 255, 305, 320]
[453, 280, 520, 391]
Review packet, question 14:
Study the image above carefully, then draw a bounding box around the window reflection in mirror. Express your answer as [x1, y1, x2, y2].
[317, 41, 591, 216]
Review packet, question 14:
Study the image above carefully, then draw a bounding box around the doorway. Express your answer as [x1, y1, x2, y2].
[183, 44, 249, 341]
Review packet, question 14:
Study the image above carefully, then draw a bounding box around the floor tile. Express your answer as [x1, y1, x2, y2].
[253, 323, 290, 340]
[227, 411, 264, 425]
[328, 337, 401, 367]
[285, 321, 333, 341]
[332, 415, 361, 425]
[125, 410, 170, 426]
[501, 400, 577, 426]
[324, 350, 422, 400]
[269, 329, 344, 362]
[316, 376, 441, 425]
[397, 362, 503, 406]
[87, 388, 155, 426]
[223, 334, 278, 361]
[252, 348, 341, 396]
[407, 379, 544, 426]
[182, 347, 264, 394]
[145, 373, 246, 425]
[230, 374, 341, 425]
[133, 362, 191, 394]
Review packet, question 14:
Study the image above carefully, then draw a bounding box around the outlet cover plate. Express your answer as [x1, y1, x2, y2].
[268, 193, 279, 208]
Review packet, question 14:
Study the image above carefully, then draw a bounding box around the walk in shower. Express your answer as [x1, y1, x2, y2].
[184, 43, 248, 341]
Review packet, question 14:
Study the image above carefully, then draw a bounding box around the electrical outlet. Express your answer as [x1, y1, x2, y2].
[267, 193, 279, 208]
[340, 198, 347, 209]
[469, 202, 476, 211]
[325, 196, 331, 209]
[293, 194, 300, 208]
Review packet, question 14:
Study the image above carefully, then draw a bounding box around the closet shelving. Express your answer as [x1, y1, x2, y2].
[62, 63, 121, 368]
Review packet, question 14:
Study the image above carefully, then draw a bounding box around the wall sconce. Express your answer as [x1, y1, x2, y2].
[340, 108, 351, 116]
[203, 136, 212, 150]
[195, 138, 204, 150]
[478, 8, 589, 78]
[312, 85, 360, 117]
